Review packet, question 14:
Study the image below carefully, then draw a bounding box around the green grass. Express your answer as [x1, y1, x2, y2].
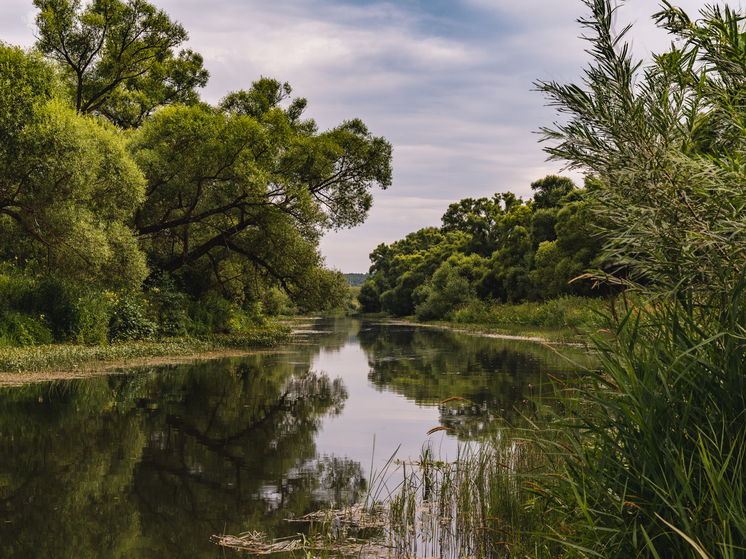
[0, 324, 291, 373]
[452, 296, 610, 329]
[381, 435, 565, 559]
[213, 430, 566, 559]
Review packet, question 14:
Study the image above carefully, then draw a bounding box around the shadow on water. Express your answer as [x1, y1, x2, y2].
[0, 317, 596, 557]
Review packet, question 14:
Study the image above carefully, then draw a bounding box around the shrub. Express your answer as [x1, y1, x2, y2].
[262, 287, 297, 316]
[145, 274, 191, 337]
[108, 293, 157, 341]
[415, 262, 474, 321]
[0, 312, 53, 347]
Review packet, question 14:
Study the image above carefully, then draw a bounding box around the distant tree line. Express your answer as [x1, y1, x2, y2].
[343, 274, 369, 287]
[358, 175, 607, 318]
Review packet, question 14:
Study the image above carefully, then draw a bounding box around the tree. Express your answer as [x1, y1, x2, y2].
[440, 196, 502, 256]
[34, 0, 208, 126]
[130, 78, 392, 307]
[0, 43, 147, 289]
[535, 0, 746, 296]
[530, 175, 575, 209]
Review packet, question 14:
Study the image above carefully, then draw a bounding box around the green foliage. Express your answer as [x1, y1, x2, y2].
[0, 4, 391, 320]
[31, 276, 111, 344]
[145, 274, 190, 337]
[415, 261, 477, 321]
[108, 293, 156, 342]
[530, 175, 575, 209]
[537, 288, 746, 558]
[357, 279, 382, 313]
[531, 1, 746, 556]
[365, 176, 603, 317]
[452, 295, 607, 330]
[0, 312, 53, 347]
[0, 45, 148, 290]
[261, 287, 297, 317]
[187, 294, 235, 336]
[536, 0, 746, 298]
[130, 79, 390, 309]
[34, 0, 208, 125]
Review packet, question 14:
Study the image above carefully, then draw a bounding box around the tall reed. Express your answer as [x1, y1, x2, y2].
[534, 283, 746, 557]
[385, 436, 564, 559]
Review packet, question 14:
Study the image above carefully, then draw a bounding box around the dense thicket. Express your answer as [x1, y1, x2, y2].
[358, 175, 606, 318]
[0, 0, 392, 344]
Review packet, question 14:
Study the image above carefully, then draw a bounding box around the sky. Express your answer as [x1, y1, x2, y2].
[1, 0, 712, 272]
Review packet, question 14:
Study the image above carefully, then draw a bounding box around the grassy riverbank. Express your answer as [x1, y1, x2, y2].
[0, 323, 291, 375]
[392, 295, 617, 344]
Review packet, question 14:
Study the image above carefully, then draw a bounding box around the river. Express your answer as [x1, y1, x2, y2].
[0, 317, 594, 558]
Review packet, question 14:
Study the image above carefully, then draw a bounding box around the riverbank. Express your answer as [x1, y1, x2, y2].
[0, 323, 291, 382]
[399, 319, 589, 345]
[379, 295, 616, 345]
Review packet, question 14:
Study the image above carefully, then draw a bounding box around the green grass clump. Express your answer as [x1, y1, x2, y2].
[380, 434, 564, 559]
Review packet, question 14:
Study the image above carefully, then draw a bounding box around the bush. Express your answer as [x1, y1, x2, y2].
[0, 312, 53, 347]
[262, 287, 297, 316]
[452, 295, 605, 330]
[108, 293, 157, 341]
[146, 274, 191, 337]
[188, 293, 264, 335]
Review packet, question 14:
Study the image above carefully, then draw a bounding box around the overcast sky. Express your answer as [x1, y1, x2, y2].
[2, 0, 712, 272]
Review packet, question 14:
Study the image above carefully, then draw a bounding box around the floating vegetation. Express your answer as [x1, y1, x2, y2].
[213, 505, 394, 556]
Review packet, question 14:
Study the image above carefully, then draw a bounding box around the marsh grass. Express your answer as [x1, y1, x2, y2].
[383, 435, 564, 559]
[532, 286, 746, 558]
[0, 325, 291, 373]
[213, 431, 563, 559]
[451, 296, 609, 331]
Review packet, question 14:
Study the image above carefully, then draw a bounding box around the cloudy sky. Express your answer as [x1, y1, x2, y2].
[2, 0, 709, 272]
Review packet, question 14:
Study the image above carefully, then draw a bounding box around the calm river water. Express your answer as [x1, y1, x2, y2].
[0, 317, 593, 558]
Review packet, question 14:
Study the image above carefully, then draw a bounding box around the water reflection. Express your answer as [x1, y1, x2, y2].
[0, 317, 595, 557]
[359, 321, 594, 437]
[0, 355, 359, 557]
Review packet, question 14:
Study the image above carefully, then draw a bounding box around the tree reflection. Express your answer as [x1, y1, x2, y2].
[358, 321, 595, 436]
[0, 352, 362, 558]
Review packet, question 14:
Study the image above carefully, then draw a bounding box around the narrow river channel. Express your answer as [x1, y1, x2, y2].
[0, 317, 594, 557]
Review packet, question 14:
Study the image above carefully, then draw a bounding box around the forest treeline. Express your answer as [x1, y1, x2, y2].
[0, 0, 391, 345]
[358, 175, 607, 320]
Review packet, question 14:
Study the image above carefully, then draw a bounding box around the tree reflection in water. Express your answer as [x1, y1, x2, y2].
[358, 321, 596, 437]
[0, 352, 362, 558]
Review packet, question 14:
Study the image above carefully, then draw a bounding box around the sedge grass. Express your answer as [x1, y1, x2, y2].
[531, 284, 746, 558]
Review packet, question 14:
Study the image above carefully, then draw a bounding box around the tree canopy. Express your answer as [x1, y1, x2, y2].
[359, 176, 605, 317]
[0, 43, 147, 289]
[0, 0, 392, 315]
[33, 0, 209, 127]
